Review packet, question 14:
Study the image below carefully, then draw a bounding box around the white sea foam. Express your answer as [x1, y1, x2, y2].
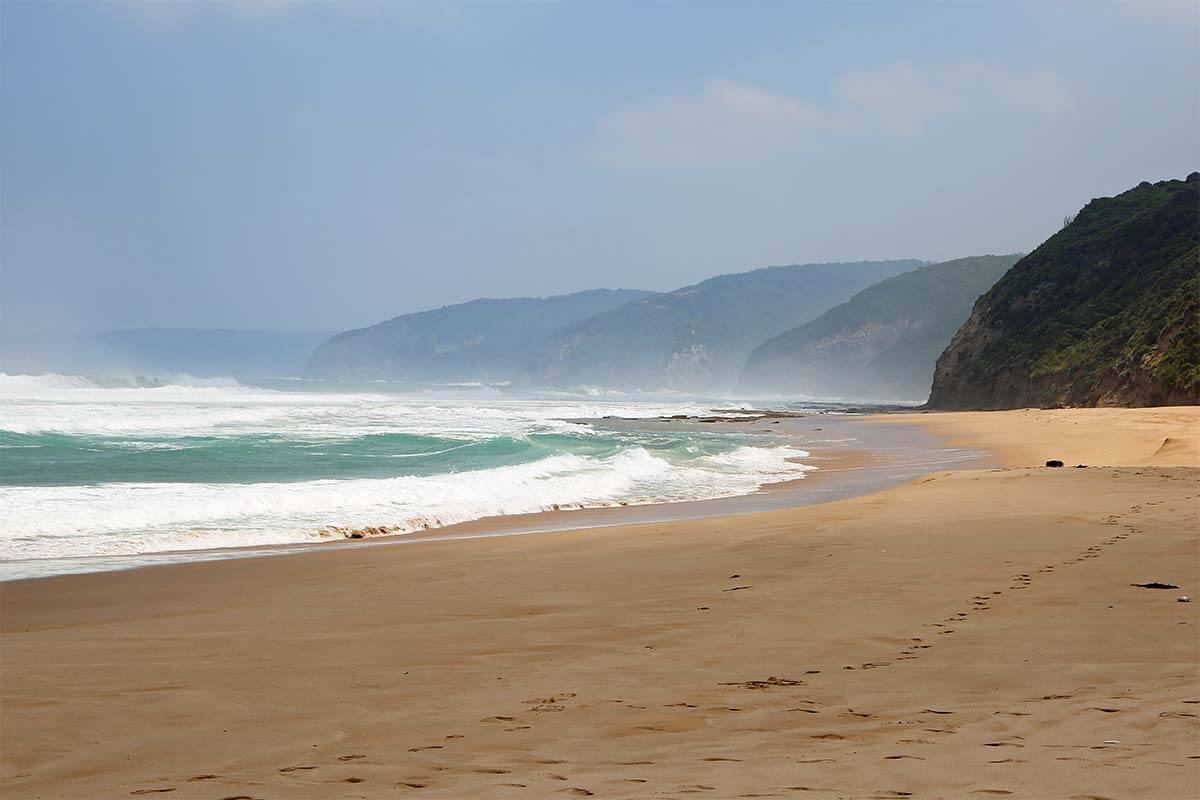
[0, 445, 812, 560]
[0, 372, 731, 438]
[0, 373, 805, 564]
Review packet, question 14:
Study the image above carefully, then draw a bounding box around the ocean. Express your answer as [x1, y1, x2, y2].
[0, 373, 820, 575]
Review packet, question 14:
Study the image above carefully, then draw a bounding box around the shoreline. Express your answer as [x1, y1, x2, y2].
[0, 411, 984, 583]
[2, 407, 1197, 799]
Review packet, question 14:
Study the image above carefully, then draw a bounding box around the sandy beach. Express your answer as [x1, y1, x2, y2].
[1, 408, 1197, 800]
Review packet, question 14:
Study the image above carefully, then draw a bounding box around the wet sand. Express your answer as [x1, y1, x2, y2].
[0, 413, 979, 582]
[1, 408, 1197, 799]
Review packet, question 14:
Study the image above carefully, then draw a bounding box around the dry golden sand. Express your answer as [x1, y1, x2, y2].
[877, 407, 1200, 468]
[1, 408, 1198, 800]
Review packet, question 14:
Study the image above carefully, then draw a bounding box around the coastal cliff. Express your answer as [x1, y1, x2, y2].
[529, 260, 925, 391]
[927, 174, 1200, 410]
[739, 255, 1019, 400]
[305, 289, 654, 382]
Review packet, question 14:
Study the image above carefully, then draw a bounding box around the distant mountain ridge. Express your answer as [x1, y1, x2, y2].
[528, 260, 926, 390]
[739, 255, 1020, 400]
[305, 288, 656, 381]
[928, 174, 1199, 409]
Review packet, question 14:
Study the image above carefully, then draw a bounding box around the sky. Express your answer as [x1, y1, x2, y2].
[1, 0, 1197, 338]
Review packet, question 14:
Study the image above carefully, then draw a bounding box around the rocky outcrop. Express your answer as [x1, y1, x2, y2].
[927, 174, 1199, 409]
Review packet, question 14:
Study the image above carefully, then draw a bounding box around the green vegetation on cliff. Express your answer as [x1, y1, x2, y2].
[928, 174, 1199, 409]
[739, 255, 1020, 400]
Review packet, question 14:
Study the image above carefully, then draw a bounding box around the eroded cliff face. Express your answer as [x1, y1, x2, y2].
[927, 174, 1199, 410]
[752, 319, 918, 397]
[664, 344, 716, 389]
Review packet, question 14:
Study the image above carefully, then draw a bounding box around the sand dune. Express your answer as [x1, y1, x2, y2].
[1, 408, 1197, 799]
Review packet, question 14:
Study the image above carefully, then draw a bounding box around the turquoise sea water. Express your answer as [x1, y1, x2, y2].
[0, 374, 814, 566]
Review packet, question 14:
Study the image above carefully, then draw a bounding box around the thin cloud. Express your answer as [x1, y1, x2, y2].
[841, 61, 1072, 134]
[839, 62, 952, 135]
[589, 78, 832, 167]
[591, 63, 1073, 167]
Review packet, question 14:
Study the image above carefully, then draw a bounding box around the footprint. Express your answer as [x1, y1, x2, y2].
[475, 768, 511, 774]
[561, 789, 594, 796]
[130, 792, 176, 796]
[883, 755, 925, 760]
[279, 766, 318, 772]
[187, 775, 219, 781]
[338, 754, 366, 761]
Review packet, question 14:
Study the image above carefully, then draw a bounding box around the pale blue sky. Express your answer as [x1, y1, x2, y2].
[2, 0, 1196, 336]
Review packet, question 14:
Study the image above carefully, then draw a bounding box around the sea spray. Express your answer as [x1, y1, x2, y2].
[0, 374, 810, 562]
